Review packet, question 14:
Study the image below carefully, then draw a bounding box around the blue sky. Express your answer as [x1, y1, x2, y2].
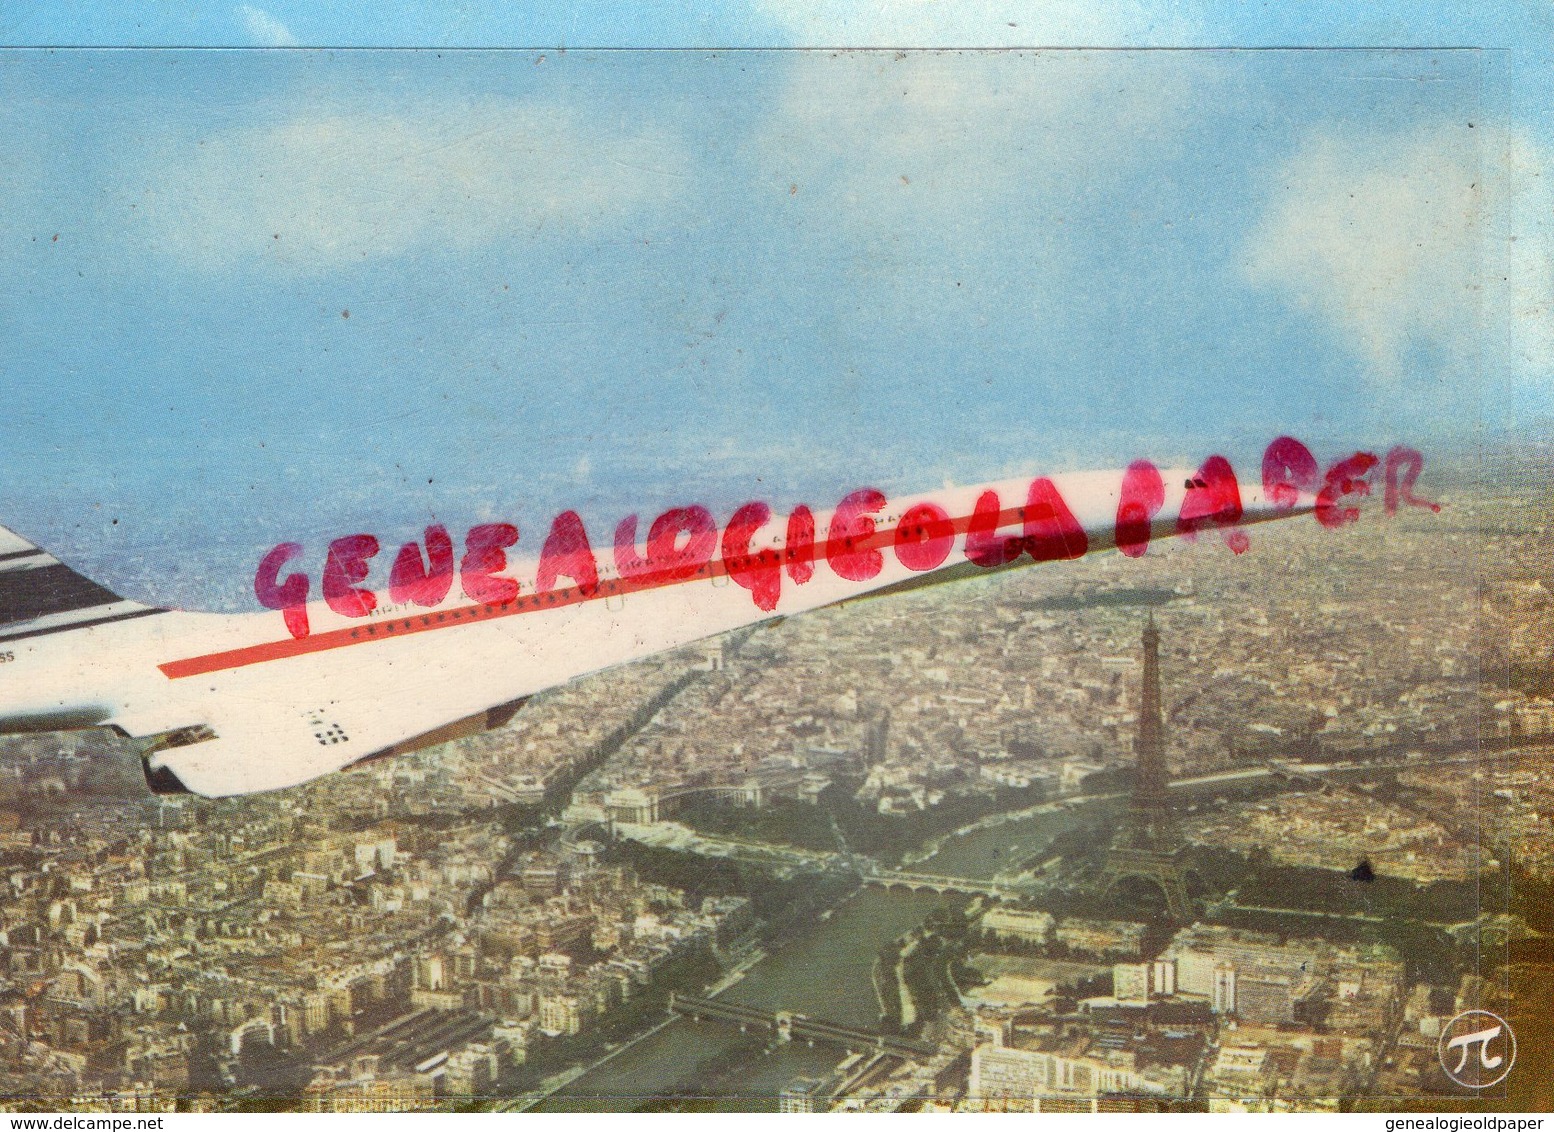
[0, 3, 1548, 609]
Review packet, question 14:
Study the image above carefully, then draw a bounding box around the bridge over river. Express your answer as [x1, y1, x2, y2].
[667, 993, 935, 1060]
[861, 868, 1025, 901]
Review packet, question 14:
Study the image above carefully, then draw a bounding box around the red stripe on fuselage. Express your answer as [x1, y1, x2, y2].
[159, 504, 1035, 679]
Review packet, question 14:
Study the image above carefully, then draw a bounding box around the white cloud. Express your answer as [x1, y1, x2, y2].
[746, 50, 1202, 303]
[238, 5, 298, 47]
[120, 98, 688, 271]
[1245, 121, 1553, 402]
[1243, 124, 1484, 385]
[762, 0, 1198, 45]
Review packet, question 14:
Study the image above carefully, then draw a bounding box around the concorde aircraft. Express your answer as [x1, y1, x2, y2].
[0, 439, 1423, 798]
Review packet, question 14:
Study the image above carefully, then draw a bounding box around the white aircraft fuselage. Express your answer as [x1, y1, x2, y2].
[0, 439, 1427, 798]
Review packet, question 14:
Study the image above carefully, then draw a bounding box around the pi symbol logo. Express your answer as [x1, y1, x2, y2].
[1438, 1010, 1516, 1089]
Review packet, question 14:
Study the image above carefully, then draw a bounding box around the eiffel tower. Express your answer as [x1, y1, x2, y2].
[1099, 612, 1192, 920]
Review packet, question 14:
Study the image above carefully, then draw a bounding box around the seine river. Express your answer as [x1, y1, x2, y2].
[913, 796, 1127, 878]
[530, 749, 1457, 1109]
[534, 796, 1128, 1112]
[532, 886, 954, 1111]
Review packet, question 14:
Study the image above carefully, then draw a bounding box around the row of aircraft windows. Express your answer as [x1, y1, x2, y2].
[588, 506, 1025, 572]
[341, 510, 1022, 636]
[371, 505, 1009, 601]
[344, 557, 751, 638]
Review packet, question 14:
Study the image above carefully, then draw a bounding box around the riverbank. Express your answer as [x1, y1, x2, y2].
[498, 940, 771, 1111]
[531, 887, 960, 1112]
[900, 790, 1119, 869]
[901, 753, 1478, 874]
[519, 789, 1117, 1111]
[503, 1016, 677, 1112]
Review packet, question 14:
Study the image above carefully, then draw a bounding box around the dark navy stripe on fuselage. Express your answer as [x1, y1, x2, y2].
[0, 561, 123, 627]
[0, 606, 166, 643]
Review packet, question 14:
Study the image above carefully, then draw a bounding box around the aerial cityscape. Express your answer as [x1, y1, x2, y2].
[0, 12, 1544, 1118]
[0, 457, 1548, 1112]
